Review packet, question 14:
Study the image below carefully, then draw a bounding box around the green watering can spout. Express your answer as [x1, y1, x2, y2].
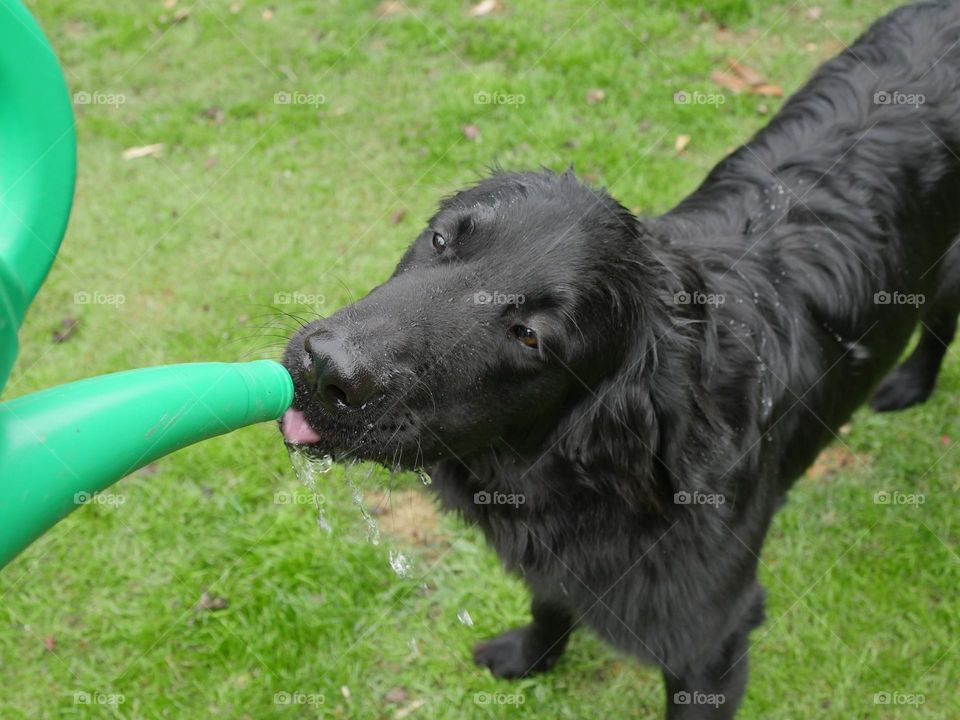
[0, 1, 295, 569]
[0, 361, 293, 568]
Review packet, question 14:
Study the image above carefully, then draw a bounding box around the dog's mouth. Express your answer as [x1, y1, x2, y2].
[278, 400, 432, 469]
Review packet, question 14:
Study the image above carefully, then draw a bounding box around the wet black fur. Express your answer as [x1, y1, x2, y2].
[283, 3, 960, 717]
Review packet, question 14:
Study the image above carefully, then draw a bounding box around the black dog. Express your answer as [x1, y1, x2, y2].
[281, 2, 960, 717]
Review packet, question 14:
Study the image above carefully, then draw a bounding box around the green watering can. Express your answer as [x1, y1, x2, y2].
[0, 0, 293, 568]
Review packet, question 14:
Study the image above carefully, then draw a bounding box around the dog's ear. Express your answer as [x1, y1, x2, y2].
[554, 302, 730, 513]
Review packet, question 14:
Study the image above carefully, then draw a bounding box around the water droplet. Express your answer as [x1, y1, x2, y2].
[389, 549, 411, 577]
[316, 454, 333, 473]
[457, 609, 474, 627]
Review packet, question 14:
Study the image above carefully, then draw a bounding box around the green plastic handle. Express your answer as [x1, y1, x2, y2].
[0, 0, 77, 391]
[0, 361, 293, 567]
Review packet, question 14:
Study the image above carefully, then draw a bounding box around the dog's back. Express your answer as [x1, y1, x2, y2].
[655, 0, 960, 487]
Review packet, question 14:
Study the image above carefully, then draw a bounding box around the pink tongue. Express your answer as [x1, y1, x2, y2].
[281, 408, 321, 445]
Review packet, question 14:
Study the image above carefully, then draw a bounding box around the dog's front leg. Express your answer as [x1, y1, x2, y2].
[472, 596, 575, 678]
[662, 626, 753, 720]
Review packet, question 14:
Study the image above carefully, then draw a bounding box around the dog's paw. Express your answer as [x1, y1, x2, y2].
[870, 367, 934, 412]
[472, 627, 563, 679]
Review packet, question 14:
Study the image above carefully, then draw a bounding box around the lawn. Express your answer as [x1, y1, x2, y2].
[2, 0, 958, 718]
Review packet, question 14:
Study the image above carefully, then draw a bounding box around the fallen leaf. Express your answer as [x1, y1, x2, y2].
[53, 317, 79, 344]
[710, 69, 750, 94]
[726, 57, 765, 86]
[163, 0, 177, 9]
[341, 686, 351, 701]
[585, 88, 605, 104]
[43, 636, 56, 652]
[172, 8, 189, 23]
[757, 103, 769, 115]
[462, 124, 479, 141]
[122, 143, 164, 160]
[712, 61, 783, 97]
[374, 0, 405, 17]
[384, 687, 409, 704]
[754, 83, 783, 97]
[468, 0, 503, 17]
[197, 590, 228, 612]
[391, 208, 407, 225]
[261, 7, 274, 21]
[675, 134, 691, 153]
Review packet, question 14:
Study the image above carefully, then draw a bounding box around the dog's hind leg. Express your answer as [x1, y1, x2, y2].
[872, 241, 960, 412]
[472, 596, 574, 679]
[870, 310, 958, 412]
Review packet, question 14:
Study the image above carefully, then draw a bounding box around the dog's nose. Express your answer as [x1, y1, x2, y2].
[303, 332, 379, 410]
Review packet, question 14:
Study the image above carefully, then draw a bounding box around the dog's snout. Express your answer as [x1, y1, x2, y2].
[303, 332, 380, 410]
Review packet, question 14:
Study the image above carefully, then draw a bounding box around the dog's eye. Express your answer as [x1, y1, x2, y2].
[512, 325, 539, 349]
[431, 232, 447, 254]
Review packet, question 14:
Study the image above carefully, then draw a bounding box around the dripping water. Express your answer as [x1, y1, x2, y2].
[288, 451, 428, 576]
[288, 449, 334, 533]
[344, 463, 381, 545]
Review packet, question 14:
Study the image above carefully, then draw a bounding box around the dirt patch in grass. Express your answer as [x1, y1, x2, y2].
[806, 444, 868, 483]
[366, 489, 447, 548]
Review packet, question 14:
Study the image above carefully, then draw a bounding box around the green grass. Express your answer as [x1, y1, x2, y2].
[2, 0, 958, 717]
